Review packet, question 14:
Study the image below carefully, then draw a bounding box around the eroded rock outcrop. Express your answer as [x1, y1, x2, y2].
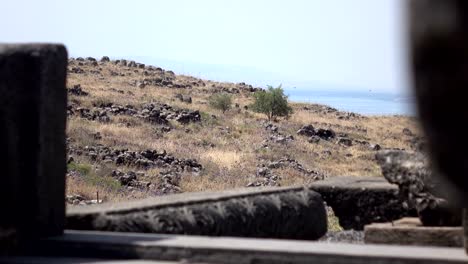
[376, 150, 462, 226]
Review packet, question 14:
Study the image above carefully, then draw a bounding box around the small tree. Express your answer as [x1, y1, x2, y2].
[251, 85, 292, 121]
[209, 93, 232, 113]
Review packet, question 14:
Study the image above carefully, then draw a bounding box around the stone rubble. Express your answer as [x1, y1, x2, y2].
[68, 145, 202, 172]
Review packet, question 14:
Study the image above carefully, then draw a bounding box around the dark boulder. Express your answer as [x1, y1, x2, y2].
[68, 84, 89, 96]
[100, 56, 110, 62]
[316, 128, 335, 140]
[175, 110, 201, 124]
[297, 125, 315, 137]
[337, 137, 352, 147]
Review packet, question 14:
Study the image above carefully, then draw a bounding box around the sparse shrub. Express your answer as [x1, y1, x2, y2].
[209, 93, 232, 113]
[251, 85, 292, 121]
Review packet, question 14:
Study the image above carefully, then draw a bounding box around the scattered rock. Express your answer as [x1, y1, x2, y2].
[68, 145, 202, 172]
[308, 135, 321, 143]
[69, 67, 85, 74]
[175, 94, 192, 104]
[137, 82, 146, 88]
[264, 123, 279, 133]
[297, 125, 335, 140]
[297, 125, 316, 137]
[403, 128, 414, 136]
[247, 166, 281, 187]
[157, 171, 182, 194]
[175, 110, 201, 124]
[316, 128, 336, 140]
[68, 84, 89, 96]
[100, 56, 110, 62]
[266, 158, 325, 180]
[337, 137, 352, 147]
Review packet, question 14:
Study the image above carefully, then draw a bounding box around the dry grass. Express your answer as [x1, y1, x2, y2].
[65, 59, 421, 202]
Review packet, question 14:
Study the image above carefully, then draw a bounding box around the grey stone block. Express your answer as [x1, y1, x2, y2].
[66, 187, 327, 240]
[0, 44, 68, 247]
[310, 176, 415, 230]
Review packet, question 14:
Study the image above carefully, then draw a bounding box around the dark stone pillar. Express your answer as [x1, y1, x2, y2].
[0, 44, 68, 250]
[409, 0, 468, 207]
[409, 0, 468, 253]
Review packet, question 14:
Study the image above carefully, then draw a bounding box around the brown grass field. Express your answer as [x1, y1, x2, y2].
[65, 57, 422, 203]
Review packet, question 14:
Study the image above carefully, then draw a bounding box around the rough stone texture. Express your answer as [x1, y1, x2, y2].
[310, 176, 414, 230]
[66, 187, 327, 240]
[365, 217, 463, 247]
[0, 44, 68, 247]
[410, 0, 468, 207]
[409, 1, 468, 253]
[21, 230, 468, 264]
[0, 257, 183, 263]
[376, 150, 461, 226]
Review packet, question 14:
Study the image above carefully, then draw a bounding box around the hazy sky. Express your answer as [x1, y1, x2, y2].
[1, 0, 409, 93]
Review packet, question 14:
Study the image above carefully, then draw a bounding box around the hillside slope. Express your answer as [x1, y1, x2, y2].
[65, 56, 422, 205]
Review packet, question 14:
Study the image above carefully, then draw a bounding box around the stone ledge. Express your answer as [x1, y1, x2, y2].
[310, 176, 414, 230]
[365, 217, 463, 247]
[21, 230, 468, 264]
[0, 257, 186, 264]
[67, 186, 305, 216]
[66, 187, 327, 240]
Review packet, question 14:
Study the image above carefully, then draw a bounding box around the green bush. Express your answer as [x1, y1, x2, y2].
[251, 85, 292, 121]
[209, 93, 232, 113]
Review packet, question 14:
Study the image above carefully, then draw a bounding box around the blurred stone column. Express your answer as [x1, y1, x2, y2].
[0, 44, 68, 252]
[408, 0, 468, 253]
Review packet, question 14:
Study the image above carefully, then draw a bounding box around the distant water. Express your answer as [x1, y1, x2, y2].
[284, 89, 416, 116]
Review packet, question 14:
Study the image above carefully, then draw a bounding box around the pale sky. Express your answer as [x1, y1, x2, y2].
[1, 0, 409, 93]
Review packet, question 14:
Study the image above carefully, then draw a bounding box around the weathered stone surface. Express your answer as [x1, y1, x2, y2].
[0, 44, 68, 244]
[375, 150, 461, 226]
[20, 230, 468, 264]
[410, 0, 468, 206]
[310, 176, 414, 230]
[0, 257, 184, 263]
[66, 187, 327, 240]
[365, 218, 463, 247]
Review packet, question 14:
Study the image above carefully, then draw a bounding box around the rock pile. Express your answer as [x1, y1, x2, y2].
[68, 101, 202, 125]
[111, 169, 182, 195]
[302, 105, 365, 120]
[68, 106, 111, 122]
[266, 158, 325, 180]
[247, 166, 281, 187]
[68, 145, 202, 172]
[157, 171, 182, 194]
[264, 123, 294, 144]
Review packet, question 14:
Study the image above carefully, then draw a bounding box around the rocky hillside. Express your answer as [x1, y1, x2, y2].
[65, 56, 423, 205]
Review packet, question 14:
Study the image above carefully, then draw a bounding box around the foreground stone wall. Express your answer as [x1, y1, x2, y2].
[0, 44, 67, 250]
[67, 187, 327, 240]
[310, 176, 414, 230]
